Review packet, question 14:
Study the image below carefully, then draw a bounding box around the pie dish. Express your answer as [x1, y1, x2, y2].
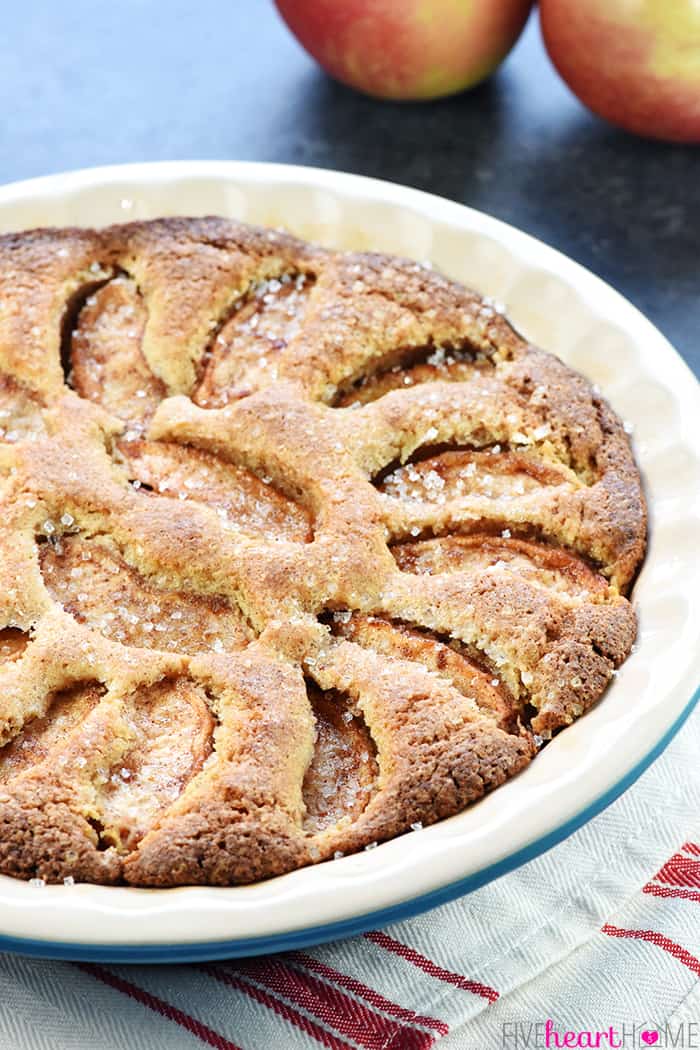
[0, 162, 695, 959]
[0, 215, 645, 887]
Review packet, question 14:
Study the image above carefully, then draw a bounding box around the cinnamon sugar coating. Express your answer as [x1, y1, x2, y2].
[0, 217, 645, 885]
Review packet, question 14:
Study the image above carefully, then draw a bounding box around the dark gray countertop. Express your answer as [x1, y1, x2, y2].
[1, 1, 697, 375]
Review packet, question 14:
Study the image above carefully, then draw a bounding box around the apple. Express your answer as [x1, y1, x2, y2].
[540, 0, 700, 143]
[274, 0, 535, 101]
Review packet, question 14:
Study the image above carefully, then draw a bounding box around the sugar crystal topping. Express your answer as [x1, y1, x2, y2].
[0, 216, 644, 887]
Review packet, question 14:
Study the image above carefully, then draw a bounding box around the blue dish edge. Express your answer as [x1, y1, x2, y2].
[1, 682, 697, 964]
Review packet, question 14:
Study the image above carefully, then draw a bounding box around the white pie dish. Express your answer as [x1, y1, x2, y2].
[0, 160, 697, 962]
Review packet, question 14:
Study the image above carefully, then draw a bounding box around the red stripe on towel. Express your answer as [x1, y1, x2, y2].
[211, 958, 435, 1050]
[656, 854, 700, 888]
[602, 924, 700, 977]
[76, 963, 243, 1050]
[201, 963, 355, 1050]
[289, 951, 449, 1036]
[644, 883, 700, 903]
[364, 931, 499, 1003]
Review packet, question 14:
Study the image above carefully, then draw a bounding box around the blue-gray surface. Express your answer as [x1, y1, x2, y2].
[0, 1, 697, 375]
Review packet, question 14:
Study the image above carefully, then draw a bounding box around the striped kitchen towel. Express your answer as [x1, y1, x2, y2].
[1, 701, 698, 1050]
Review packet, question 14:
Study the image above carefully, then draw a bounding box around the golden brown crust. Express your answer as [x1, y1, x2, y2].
[0, 217, 646, 885]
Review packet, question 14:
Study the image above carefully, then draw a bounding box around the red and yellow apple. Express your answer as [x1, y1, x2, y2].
[540, 0, 700, 143]
[274, 0, 535, 101]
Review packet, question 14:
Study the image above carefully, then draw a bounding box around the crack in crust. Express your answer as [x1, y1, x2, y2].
[0, 217, 646, 886]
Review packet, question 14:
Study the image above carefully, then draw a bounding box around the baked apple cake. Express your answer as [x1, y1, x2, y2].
[0, 217, 645, 886]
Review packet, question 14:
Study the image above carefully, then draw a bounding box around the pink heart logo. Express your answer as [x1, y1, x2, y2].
[641, 1032, 659, 1046]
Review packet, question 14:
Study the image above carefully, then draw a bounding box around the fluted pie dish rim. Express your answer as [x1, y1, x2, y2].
[0, 161, 695, 957]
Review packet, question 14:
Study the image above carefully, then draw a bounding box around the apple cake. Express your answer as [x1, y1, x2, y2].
[0, 217, 646, 886]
